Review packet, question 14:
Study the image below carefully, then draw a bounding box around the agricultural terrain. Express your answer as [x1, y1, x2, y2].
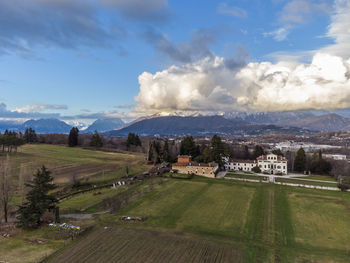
[48, 178, 350, 263]
[5, 144, 148, 185]
[0, 144, 149, 263]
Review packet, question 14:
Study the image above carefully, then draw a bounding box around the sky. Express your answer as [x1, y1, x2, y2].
[1, 0, 350, 125]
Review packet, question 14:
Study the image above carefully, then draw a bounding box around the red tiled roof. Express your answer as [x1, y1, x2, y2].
[173, 161, 218, 168]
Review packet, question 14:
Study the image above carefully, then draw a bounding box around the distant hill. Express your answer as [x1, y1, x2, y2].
[84, 118, 125, 133]
[285, 113, 350, 132]
[23, 118, 72, 134]
[105, 115, 311, 136]
[0, 121, 22, 133]
[224, 110, 315, 124]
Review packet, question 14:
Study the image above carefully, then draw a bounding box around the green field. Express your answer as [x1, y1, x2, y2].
[226, 172, 268, 181]
[2, 144, 148, 185]
[49, 178, 350, 263]
[295, 175, 337, 181]
[3, 145, 350, 262]
[58, 188, 120, 213]
[0, 144, 150, 263]
[275, 177, 338, 187]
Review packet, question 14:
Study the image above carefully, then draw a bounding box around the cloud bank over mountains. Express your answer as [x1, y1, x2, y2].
[135, 0, 350, 114]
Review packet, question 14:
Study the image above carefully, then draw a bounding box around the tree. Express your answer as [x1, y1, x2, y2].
[309, 150, 332, 175]
[126, 133, 141, 148]
[272, 149, 284, 156]
[16, 166, 57, 229]
[68, 127, 79, 147]
[294, 147, 307, 172]
[90, 130, 103, 148]
[148, 140, 161, 164]
[210, 135, 228, 166]
[180, 136, 198, 157]
[338, 176, 350, 192]
[162, 140, 170, 162]
[252, 165, 261, 173]
[252, 145, 265, 159]
[194, 147, 212, 163]
[243, 145, 251, 159]
[0, 155, 12, 223]
[24, 128, 37, 143]
[0, 131, 24, 153]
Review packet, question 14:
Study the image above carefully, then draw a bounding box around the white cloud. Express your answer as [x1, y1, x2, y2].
[135, 53, 350, 113]
[265, 0, 330, 41]
[263, 27, 290, 41]
[14, 104, 68, 113]
[134, 0, 350, 114]
[217, 3, 247, 18]
[320, 0, 350, 57]
[279, 0, 329, 24]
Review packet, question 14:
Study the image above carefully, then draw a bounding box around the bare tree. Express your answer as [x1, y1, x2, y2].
[18, 163, 30, 204]
[0, 155, 12, 223]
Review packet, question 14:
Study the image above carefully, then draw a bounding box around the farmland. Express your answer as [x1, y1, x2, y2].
[0, 144, 149, 263]
[2, 145, 350, 262]
[49, 178, 350, 263]
[2, 144, 148, 185]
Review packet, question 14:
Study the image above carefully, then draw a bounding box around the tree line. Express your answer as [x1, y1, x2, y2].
[0, 130, 25, 152]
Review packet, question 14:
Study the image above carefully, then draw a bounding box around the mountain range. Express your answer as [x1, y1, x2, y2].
[1, 111, 350, 135]
[84, 118, 124, 133]
[0, 118, 125, 134]
[105, 115, 311, 136]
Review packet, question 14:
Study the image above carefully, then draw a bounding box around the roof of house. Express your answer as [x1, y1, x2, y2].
[173, 161, 219, 168]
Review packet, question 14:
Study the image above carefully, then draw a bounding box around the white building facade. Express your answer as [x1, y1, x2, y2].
[222, 157, 257, 172]
[257, 154, 288, 175]
[323, 154, 347, 160]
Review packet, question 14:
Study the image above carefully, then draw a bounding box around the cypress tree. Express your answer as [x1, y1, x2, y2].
[68, 127, 79, 147]
[294, 147, 307, 172]
[252, 145, 265, 159]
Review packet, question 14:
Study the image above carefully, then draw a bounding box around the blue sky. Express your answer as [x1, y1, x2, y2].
[1, 0, 349, 125]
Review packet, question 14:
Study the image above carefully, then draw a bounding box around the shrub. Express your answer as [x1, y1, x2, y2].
[252, 166, 261, 173]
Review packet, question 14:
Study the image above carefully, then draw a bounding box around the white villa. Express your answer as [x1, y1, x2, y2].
[222, 157, 257, 172]
[223, 153, 288, 175]
[257, 154, 288, 175]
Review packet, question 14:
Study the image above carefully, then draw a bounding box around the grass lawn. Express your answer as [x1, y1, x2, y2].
[24, 177, 350, 263]
[294, 175, 336, 181]
[275, 177, 338, 187]
[289, 192, 350, 250]
[225, 173, 268, 181]
[0, 227, 65, 263]
[58, 188, 121, 213]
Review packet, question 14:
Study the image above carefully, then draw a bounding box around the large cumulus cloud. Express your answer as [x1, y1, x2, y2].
[135, 0, 350, 114]
[135, 53, 350, 112]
